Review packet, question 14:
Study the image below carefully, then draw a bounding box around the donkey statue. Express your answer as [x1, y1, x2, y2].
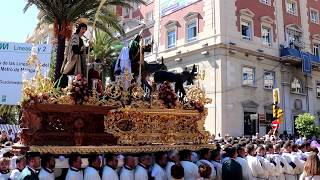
[153, 65, 197, 100]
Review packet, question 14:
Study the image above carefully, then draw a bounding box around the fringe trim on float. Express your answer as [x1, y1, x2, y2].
[28, 144, 216, 154]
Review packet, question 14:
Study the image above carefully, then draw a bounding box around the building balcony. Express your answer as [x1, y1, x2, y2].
[280, 47, 320, 64]
[280, 47, 320, 74]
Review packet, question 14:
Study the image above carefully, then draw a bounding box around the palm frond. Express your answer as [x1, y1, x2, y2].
[23, 1, 34, 13]
[0, 105, 16, 116]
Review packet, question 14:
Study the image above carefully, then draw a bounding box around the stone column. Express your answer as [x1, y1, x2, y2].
[281, 65, 293, 134]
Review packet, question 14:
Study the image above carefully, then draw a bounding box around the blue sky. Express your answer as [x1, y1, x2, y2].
[0, 1, 39, 43]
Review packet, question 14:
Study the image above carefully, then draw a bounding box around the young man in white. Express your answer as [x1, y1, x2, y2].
[135, 153, 153, 180]
[18, 151, 41, 180]
[273, 143, 288, 180]
[85, 153, 102, 180]
[151, 151, 168, 180]
[265, 143, 281, 180]
[102, 153, 119, 180]
[120, 155, 135, 180]
[255, 145, 274, 180]
[0, 157, 11, 179]
[196, 148, 216, 180]
[245, 144, 268, 180]
[10, 156, 26, 180]
[282, 141, 305, 180]
[38, 153, 55, 180]
[179, 149, 200, 180]
[65, 152, 83, 180]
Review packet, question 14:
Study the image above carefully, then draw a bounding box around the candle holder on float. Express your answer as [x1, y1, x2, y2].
[84, 79, 99, 105]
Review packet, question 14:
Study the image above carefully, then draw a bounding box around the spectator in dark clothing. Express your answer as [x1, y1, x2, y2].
[222, 146, 243, 180]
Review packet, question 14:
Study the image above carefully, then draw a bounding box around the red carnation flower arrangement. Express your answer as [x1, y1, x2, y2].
[158, 81, 177, 108]
[69, 74, 89, 105]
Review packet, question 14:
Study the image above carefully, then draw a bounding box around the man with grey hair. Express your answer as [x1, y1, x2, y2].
[120, 155, 135, 180]
[134, 153, 152, 180]
[166, 150, 178, 180]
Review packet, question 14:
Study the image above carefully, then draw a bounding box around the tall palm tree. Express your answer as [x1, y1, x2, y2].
[0, 105, 19, 124]
[24, 0, 145, 81]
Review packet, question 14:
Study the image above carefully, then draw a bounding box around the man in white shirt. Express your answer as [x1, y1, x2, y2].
[120, 155, 135, 180]
[256, 145, 274, 180]
[235, 146, 250, 180]
[135, 153, 152, 180]
[38, 153, 55, 180]
[196, 148, 216, 180]
[297, 143, 308, 161]
[295, 136, 304, 145]
[179, 149, 199, 180]
[151, 151, 168, 180]
[265, 143, 280, 180]
[85, 153, 102, 180]
[0, 157, 11, 179]
[273, 144, 287, 180]
[166, 150, 178, 180]
[65, 152, 83, 180]
[10, 156, 26, 180]
[282, 141, 304, 180]
[245, 144, 267, 180]
[102, 153, 119, 180]
[18, 151, 41, 180]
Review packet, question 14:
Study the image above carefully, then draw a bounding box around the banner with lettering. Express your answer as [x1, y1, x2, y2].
[0, 42, 52, 105]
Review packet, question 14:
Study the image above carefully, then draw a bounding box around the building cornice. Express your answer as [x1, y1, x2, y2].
[159, 42, 281, 63]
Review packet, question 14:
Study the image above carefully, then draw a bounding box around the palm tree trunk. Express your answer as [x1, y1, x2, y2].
[54, 35, 66, 81]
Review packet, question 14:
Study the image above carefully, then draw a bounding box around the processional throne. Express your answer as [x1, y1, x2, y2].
[14, 42, 213, 155]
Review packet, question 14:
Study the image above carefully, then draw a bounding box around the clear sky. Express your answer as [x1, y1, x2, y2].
[0, 1, 39, 43]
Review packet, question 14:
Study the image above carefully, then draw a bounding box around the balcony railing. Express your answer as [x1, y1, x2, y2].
[280, 47, 320, 75]
[280, 47, 320, 64]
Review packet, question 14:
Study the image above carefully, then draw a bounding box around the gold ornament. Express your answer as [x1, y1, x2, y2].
[186, 86, 212, 106]
[105, 83, 122, 99]
[104, 107, 210, 145]
[131, 85, 144, 100]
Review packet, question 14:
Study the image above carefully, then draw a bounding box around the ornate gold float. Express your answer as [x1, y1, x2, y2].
[16, 62, 214, 154]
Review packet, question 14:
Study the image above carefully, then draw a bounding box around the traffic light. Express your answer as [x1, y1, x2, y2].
[272, 104, 277, 118]
[277, 108, 284, 123]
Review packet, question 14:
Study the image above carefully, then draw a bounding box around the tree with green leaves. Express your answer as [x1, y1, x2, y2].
[24, 0, 145, 81]
[0, 105, 19, 125]
[91, 29, 123, 83]
[295, 113, 319, 138]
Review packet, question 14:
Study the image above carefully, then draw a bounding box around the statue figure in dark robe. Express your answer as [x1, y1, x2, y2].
[129, 34, 152, 79]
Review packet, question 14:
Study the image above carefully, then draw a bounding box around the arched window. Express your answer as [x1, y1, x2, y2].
[285, 24, 303, 49]
[291, 77, 303, 94]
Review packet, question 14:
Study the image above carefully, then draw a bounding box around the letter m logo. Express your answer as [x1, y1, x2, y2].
[0, 43, 9, 50]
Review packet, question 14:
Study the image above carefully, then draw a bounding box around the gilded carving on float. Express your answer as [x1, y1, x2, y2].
[104, 107, 210, 146]
[19, 55, 213, 153]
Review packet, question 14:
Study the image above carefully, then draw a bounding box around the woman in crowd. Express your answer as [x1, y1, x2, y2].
[299, 153, 320, 180]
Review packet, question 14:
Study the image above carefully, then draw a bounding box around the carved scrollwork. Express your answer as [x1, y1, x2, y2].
[47, 117, 65, 131]
[104, 107, 210, 145]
